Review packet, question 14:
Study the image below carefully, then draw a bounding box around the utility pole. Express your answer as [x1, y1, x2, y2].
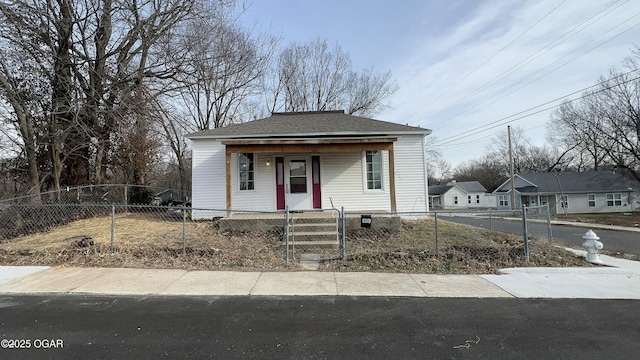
[508, 125, 516, 210]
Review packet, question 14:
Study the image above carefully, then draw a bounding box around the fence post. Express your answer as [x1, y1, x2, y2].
[522, 204, 529, 261]
[182, 206, 187, 256]
[110, 204, 115, 250]
[284, 206, 289, 262]
[489, 210, 492, 230]
[341, 206, 346, 260]
[434, 212, 439, 258]
[545, 203, 553, 242]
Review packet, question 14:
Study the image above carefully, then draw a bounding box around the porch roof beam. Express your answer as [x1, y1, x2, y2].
[225, 142, 394, 154]
[222, 137, 397, 146]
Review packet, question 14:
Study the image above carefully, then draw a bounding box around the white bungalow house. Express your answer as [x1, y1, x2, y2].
[493, 171, 639, 214]
[186, 111, 432, 219]
[428, 181, 494, 209]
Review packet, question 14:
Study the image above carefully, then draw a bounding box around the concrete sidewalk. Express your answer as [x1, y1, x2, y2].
[0, 267, 512, 298]
[1, 250, 639, 299]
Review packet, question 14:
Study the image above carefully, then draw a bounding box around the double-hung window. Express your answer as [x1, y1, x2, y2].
[365, 150, 382, 190]
[587, 194, 596, 207]
[498, 195, 509, 207]
[606, 193, 622, 207]
[238, 153, 255, 191]
[560, 195, 569, 208]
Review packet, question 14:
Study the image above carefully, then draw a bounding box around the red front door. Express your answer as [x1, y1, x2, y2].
[275, 157, 285, 210]
[312, 156, 321, 209]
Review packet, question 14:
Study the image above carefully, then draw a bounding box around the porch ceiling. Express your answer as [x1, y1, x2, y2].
[223, 137, 396, 153]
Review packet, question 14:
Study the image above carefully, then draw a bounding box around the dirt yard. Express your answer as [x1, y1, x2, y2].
[553, 212, 640, 228]
[0, 212, 593, 274]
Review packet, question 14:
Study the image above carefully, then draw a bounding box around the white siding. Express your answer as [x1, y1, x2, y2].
[231, 153, 275, 211]
[321, 152, 391, 211]
[483, 193, 497, 208]
[190, 134, 429, 215]
[496, 176, 533, 192]
[394, 135, 428, 213]
[559, 192, 634, 214]
[442, 187, 467, 209]
[191, 139, 226, 219]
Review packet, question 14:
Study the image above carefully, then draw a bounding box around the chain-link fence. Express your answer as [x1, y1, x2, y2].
[1, 202, 561, 271]
[0, 184, 190, 206]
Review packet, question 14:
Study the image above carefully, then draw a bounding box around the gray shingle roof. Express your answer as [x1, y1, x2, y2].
[428, 181, 488, 196]
[186, 110, 431, 139]
[516, 171, 638, 193]
[428, 185, 452, 196]
[454, 181, 488, 193]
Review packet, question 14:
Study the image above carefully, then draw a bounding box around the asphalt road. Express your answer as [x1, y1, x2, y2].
[1, 295, 639, 359]
[441, 215, 640, 255]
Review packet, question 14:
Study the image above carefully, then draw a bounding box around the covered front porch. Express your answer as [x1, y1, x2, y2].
[223, 137, 399, 213]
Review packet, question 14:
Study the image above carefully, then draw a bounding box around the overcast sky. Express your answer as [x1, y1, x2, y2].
[239, 0, 640, 168]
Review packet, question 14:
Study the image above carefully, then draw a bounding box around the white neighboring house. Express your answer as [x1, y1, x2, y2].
[493, 171, 640, 214]
[186, 110, 432, 219]
[428, 181, 493, 209]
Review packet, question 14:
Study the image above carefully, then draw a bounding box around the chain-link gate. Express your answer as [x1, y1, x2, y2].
[522, 203, 553, 261]
[284, 207, 345, 262]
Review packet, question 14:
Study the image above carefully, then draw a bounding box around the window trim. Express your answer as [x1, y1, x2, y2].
[476, 194, 481, 204]
[454, 195, 458, 205]
[560, 195, 569, 208]
[587, 194, 596, 207]
[363, 150, 383, 191]
[238, 153, 255, 191]
[498, 195, 509, 207]
[606, 193, 622, 207]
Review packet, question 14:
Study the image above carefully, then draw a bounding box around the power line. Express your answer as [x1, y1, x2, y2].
[434, 69, 640, 146]
[412, 0, 568, 116]
[458, 10, 640, 119]
[420, 0, 634, 130]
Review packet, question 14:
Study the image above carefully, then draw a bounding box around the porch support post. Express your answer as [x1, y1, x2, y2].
[226, 150, 232, 212]
[389, 145, 397, 213]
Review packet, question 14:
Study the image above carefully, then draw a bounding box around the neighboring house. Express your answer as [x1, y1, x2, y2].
[186, 110, 432, 219]
[493, 171, 640, 214]
[428, 181, 493, 209]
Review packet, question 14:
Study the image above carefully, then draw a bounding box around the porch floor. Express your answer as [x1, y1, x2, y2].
[216, 210, 401, 232]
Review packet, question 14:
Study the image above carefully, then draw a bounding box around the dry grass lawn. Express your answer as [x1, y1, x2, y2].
[553, 212, 640, 228]
[0, 212, 592, 274]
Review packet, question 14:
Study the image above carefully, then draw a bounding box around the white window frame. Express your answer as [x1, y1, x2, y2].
[238, 153, 255, 191]
[560, 195, 569, 208]
[467, 195, 472, 204]
[606, 193, 622, 207]
[363, 150, 383, 191]
[587, 194, 596, 207]
[453, 196, 458, 205]
[498, 195, 509, 207]
[476, 194, 481, 204]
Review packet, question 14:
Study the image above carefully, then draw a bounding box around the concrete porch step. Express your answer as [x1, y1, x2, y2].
[282, 240, 339, 247]
[289, 231, 336, 236]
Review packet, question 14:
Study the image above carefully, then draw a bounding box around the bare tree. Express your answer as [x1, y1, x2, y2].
[174, 6, 277, 130]
[549, 46, 640, 180]
[267, 38, 398, 116]
[486, 125, 572, 174]
[424, 136, 452, 185]
[0, 0, 201, 195]
[453, 155, 506, 192]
